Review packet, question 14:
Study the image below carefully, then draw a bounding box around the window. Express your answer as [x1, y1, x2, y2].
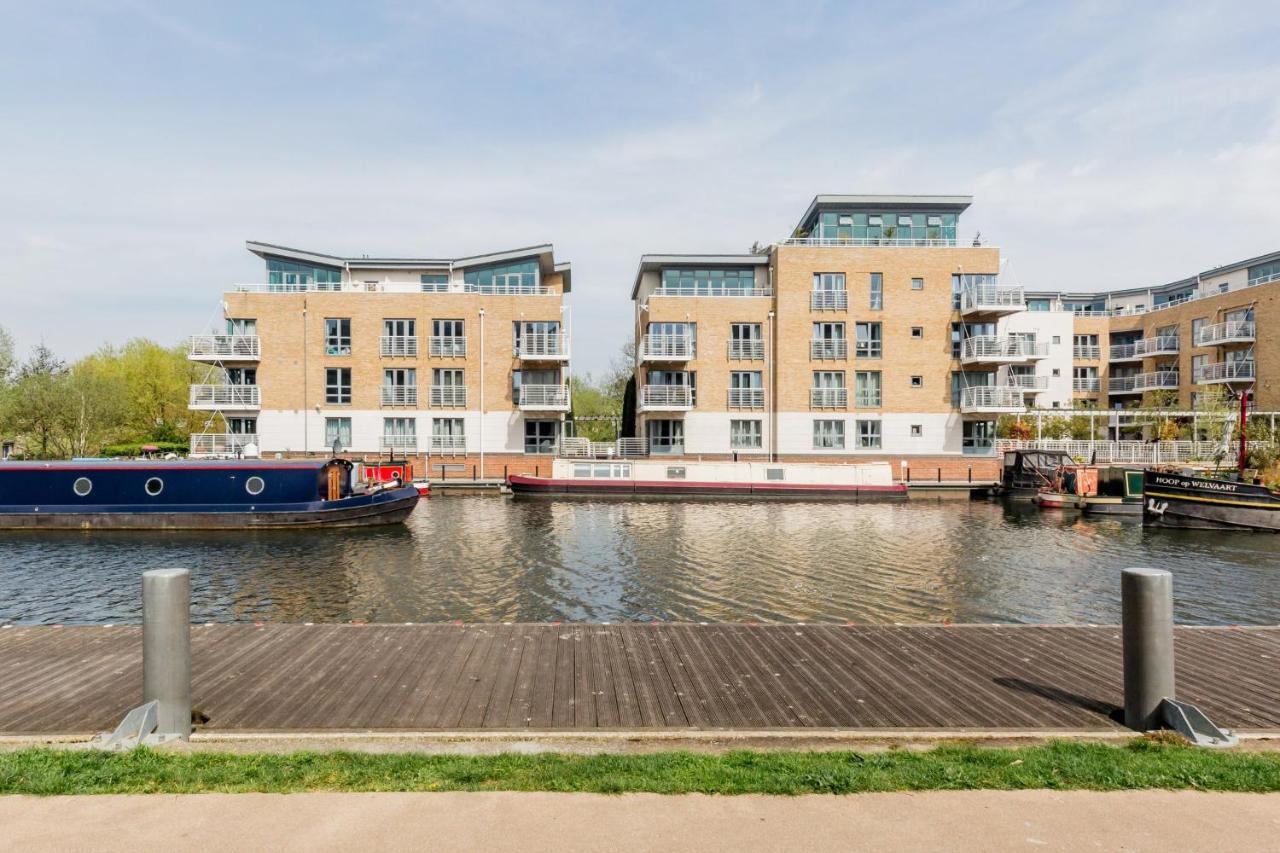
[811, 322, 846, 358]
[245, 476, 265, 496]
[1052, 335, 1061, 345]
[1191, 318, 1206, 345]
[911, 376, 923, 388]
[666, 466, 687, 479]
[729, 371, 763, 408]
[144, 477, 164, 496]
[855, 322, 882, 358]
[963, 421, 995, 455]
[73, 477, 92, 497]
[571, 463, 633, 478]
[660, 268, 758, 295]
[729, 323, 763, 359]
[383, 417, 416, 450]
[911, 326, 923, 339]
[730, 419, 763, 449]
[325, 368, 351, 405]
[856, 420, 881, 449]
[813, 420, 845, 449]
[465, 260, 539, 294]
[911, 278, 923, 291]
[1027, 298, 1051, 311]
[226, 317, 256, 336]
[432, 319, 466, 357]
[267, 257, 342, 290]
[766, 468, 785, 480]
[421, 273, 450, 291]
[1051, 368, 1061, 377]
[515, 321, 563, 357]
[869, 273, 883, 309]
[813, 272, 846, 292]
[325, 318, 351, 356]
[811, 273, 847, 308]
[524, 420, 560, 454]
[515, 368, 563, 404]
[910, 424, 923, 437]
[325, 417, 352, 450]
[855, 371, 881, 407]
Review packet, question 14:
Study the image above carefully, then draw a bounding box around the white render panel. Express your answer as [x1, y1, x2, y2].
[249, 409, 557, 454]
[999, 310, 1074, 409]
[774, 412, 959, 456]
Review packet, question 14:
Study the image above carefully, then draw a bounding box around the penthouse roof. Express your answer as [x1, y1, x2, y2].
[630, 253, 771, 300]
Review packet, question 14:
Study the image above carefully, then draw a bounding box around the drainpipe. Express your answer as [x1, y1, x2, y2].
[302, 299, 308, 455]
[767, 310, 776, 462]
[478, 308, 486, 479]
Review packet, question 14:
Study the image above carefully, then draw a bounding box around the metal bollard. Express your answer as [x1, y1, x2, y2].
[1121, 567, 1175, 732]
[143, 568, 192, 738]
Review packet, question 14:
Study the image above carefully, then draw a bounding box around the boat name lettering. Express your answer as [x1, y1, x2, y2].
[1151, 475, 1238, 493]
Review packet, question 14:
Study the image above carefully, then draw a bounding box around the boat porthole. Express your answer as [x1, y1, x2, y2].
[145, 477, 164, 497]
[245, 476, 265, 496]
[73, 477, 92, 497]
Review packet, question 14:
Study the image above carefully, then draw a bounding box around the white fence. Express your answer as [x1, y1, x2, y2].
[995, 439, 1253, 464]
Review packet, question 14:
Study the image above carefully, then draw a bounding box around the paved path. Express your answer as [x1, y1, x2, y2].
[3, 791, 1278, 851]
[3, 623, 1279, 735]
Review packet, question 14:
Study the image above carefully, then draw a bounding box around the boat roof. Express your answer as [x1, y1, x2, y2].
[0, 460, 329, 470]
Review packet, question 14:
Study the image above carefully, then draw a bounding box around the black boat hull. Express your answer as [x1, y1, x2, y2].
[1142, 472, 1280, 532]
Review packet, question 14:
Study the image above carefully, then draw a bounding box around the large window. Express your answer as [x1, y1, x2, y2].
[855, 371, 881, 407]
[729, 323, 763, 359]
[324, 417, 352, 450]
[431, 319, 466, 357]
[813, 420, 845, 449]
[951, 273, 1000, 309]
[383, 418, 416, 450]
[856, 420, 882, 449]
[659, 268, 757, 296]
[869, 273, 883, 310]
[730, 419, 762, 449]
[812, 211, 956, 243]
[325, 368, 351, 405]
[325, 318, 351, 356]
[1249, 260, 1280, 286]
[420, 273, 450, 291]
[963, 421, 995, 455]
[267, 257, 342, 290]
[514, 321, 563, 356]
[524, 420, 560, 454]
[431, 418, 466, 454]
[464, 260, 539, 294]
[855, 322, 882, 359]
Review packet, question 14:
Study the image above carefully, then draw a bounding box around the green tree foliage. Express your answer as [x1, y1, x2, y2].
[0, 325, 14, 386]
[568, 341, 635, 442]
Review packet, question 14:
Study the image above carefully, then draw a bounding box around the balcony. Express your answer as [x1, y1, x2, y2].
[1196, 321, 1255, 347]
[810, 339, 848, 360]
[959, 336, 1049, 365]
[429, 386, 467, 408]
[1006, 374, 1050, 393]
[188, 335, 260, 362]
[429, 336, 467, 358]
[640, 335, 695, 361]
[380, 386, 419, 407]
[1073, 377, 1101, 392]
[810, 387, 848, 409]
[639, 385, 693, 411]
[783, 235, 959, 248]
[1073, 345, 1101, 360]
[1196, 361, 1256, 384]
[1110, 335, 1180, 362]
[429, 435, 467, 455]
[189, 433, 258, 456]
[1108, 371, 1179, 394]
[381, 434, 418, 452]
[810, 290, 848, 310]
[516, 333, 570, 361]
[380, 336, 419, 357]
[959, 386, 1025, 414]
[517, 384, 571, 411]
[653, 284, 771, 298]
[728, 340, 765, 360]
[959, 284, 1025, 317]
[727, 388, 764, 408]
[189, 384, 260, 410]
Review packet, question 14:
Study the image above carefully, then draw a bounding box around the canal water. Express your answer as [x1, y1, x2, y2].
[1, 497, 1277, 626]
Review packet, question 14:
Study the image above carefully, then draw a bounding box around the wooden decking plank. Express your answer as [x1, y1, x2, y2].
[677, 625, 770, 727]
[266, 626, 386, 729]
[820, 627, 957, 727]
[621, 624, 689, 727]
[799, 627, 921, 727]
[503, 626, 546, 727]
[383, 626, 466, 728]
[438, 625, 508, 729]
[723, 626, 833, 727]
[409, 626, 486, 728]
[203, 625, 342, 729]
[662, 626, 736, 727]
[552, 626, 577, 728]
[571, 626, 598, 728]
[646, 625, 712, 726]
[708, 626, 804, 727]
[528, 626, 561, 728]
[586, 627, 621, 728]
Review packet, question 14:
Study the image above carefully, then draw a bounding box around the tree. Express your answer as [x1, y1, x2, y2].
[59, 357, 129, 458]
[2, 345, 72, 459]
[0, 324, 14, 386]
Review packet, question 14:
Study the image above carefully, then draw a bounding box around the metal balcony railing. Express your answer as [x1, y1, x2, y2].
[188, 335, 260, 360]
[517, 384, 571, 408]
[810, 290, 848, 310]
[960, 336, 1049, 362]
[810, 387, 848, 409]
[810, 339, 848, 359]
[639, 385, 694, 409]
[429, 435, 467, 454]
[959, 386, 1025, 412]
[1196, 321, 1255, 347]
[380, 336, 419, 357]
[381, 434, 418, 451]
[515, 332, 569, 359]
[1006, 374, 1050, 391]
[728, 340, 765, 360]
[727, 388, 764, 408]
[1072, 377, 1101, 392]
[1072, 345, 1101, 359]
[429, 336, 467, 357]
[189, 433, 259, 456]
[188, 385, 261, 408]
[380, 386, 419, 406]
[429, 386, 467, 407]
[960, 284, 1025, 314]
[640, 334, 694, 360]
[1196, 361, 1256, 383]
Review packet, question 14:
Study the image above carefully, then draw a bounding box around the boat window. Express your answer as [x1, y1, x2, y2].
[145, 477, 164, 496]
[73, 477, 92, 497]
[666, 467, 686, 479]
[766, 468, 785, 481]
[572, 463, 592, 478]
[245, 476, 265, 496]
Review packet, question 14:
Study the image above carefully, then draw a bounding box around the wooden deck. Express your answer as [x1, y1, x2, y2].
[1, 624, 1277, 735]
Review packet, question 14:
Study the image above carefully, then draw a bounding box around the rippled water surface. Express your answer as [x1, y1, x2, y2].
[1, 497, 1278, 625]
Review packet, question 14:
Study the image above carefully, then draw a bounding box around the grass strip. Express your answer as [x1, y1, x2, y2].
[2, 739, 1279, 796]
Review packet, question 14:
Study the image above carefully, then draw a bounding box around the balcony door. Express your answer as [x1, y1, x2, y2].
[646, 419, 684, 455]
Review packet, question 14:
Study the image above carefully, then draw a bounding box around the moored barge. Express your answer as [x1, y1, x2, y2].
[1142, 470, 1280, 531]
[509, 459, 908, 500]
[0, 458, 419, 530]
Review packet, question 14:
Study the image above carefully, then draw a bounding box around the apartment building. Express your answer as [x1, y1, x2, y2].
[188, 241, 572, 475]
[631, 196, 1024, 474]
[1012, 249, 1278, 417]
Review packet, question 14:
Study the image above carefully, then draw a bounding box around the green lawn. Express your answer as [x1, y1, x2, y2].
[2, 740, 1278, 796]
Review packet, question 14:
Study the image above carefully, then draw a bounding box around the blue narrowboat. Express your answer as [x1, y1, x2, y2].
[0, 458, 419, 530]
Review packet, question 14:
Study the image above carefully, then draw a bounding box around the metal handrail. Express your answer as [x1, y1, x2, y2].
[380, 336, 419, 357]
[429, 386, 467, 407]
[429, 435, 467, 454]
[516, 333, 569, 358]
[429, 336, 467, 357]
[380, 434, 418, 451]
[960, 336, 1049, 360]
[1195, 361, 1256, 383]
[727, 388, 764, 408]
[728, 340, 765, 360]
[639, 385, 694, 408]
[960, 284, 1025, 312]
[640, 334, 694, 359]
[810, 339, 848, 359]
[1072, 345, 1101, 359]
[380, 386, 419, 406]
[960, 386, 1025, 410]
[1072, 377, 1101, 392]
[1196, 321, 1255, 346]
[810, 290, 848, 310]
[517, 384, 571, 407]
[188, 385, 261, 407]
[188, 335, 260, 359]
[652, 285, 771, 297]
[810, 387, 848, 408]
[190, 433, 259, 455]
[783, 236, 962, 248]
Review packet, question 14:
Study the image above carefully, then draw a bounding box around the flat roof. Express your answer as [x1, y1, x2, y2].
[630, 253, 771, 300]
[245, 241, 570, 292]
[794, 194, 973, 234]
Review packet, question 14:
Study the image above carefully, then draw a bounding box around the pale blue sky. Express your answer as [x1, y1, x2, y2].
[3, 0, 1279, 375]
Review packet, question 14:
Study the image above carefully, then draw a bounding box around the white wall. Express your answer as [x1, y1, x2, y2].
[255, 409, 555, 455]
[999, 310, 1074, 409]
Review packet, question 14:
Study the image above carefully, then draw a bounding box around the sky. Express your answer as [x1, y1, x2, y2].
[3, 0, 1280, 376]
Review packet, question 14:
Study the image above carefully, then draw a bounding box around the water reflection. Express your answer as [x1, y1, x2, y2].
[0, 497, 1277, 626]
